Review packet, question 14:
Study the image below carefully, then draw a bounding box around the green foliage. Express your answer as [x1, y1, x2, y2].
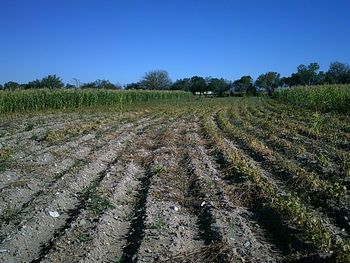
[4, 81, 21, 91]
[207, 78, 230, 96]
[125, 82, 142, 90]
[40, 75, 64, 89]
[24, 123, 34, 131]
[233, 76, 256, 95]
[0, 147, 12, 172]
[255, 72, 280, 96]
[146, 216, 166, 230]
[80, 79, 121, 89]
[86, 192, 115, 216]
[0, 89, 193, 113]
[190, 76, 207, 94]
[326, 62, 350, 84]
[273, 84, 350, 113]
[171, 78, 191, 91]
[310, 111, 326, 138]
[140, 70, 172, 90]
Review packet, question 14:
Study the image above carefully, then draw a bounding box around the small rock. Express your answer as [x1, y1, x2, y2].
[170, 205, 179, 212]
[79, 219, 87, 226]
[49, 211, 60, 218]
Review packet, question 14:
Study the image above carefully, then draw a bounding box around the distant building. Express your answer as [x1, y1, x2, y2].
[195, 91, 213, 95]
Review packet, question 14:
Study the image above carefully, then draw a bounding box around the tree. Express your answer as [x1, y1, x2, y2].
[290, 63, 320, 86]
[255, 72, 280, 96]
[189, 76, 207, 94]
[65, 83, 76, 89]
[25, 79, 42, 89]
[171, 78, 191, 91]
[207, 78, 229, 96]
[280, 76, 292, 87]
[41, 75, 64, 89]
[233, 76, 255, 94]
[80, 82, 97, 89]
[80, 80, 120, 89]
[4, 81, 21, 90]
[94, 79, 119, 89]
[140, 70, 172, 90]
[0, 84, 3, 90]
[316, 71, 327, 85]
[125, 82, 142, 90]
[72, 78, 81, 88]
[326, 62, 350, 84]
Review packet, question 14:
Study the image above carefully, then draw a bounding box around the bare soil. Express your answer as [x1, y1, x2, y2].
[0, 104, 348, 263]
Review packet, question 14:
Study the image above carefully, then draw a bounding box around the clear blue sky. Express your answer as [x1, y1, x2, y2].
[1, 0, 350, 85]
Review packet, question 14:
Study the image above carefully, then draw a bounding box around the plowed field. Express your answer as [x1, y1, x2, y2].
[1, 98, 349, 262]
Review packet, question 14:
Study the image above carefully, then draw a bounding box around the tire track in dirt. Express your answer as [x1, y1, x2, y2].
[0, 117, 157, 263]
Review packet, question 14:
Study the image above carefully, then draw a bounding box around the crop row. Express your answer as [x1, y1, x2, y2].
[273, 84, 350, 113]
[243, 102, 350, 179]
[0, 89, 193, 113]
[201, 110, 350, 261]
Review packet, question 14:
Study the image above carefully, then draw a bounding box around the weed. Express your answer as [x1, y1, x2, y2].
[82, 183, 115, 217]
[146, 215, 166, 230]
[24, 123, 34, 131]
[0, 147, 12, 172]
[310, 111, 325, 138]
[31, 133, 39, 141]
[77, 232, 93, 242]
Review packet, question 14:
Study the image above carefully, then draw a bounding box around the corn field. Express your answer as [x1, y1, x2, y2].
[0, 89, 193, 113]
[273, 84, 350, 113]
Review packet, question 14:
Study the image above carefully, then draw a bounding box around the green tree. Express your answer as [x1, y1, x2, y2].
[80, 82, 97, 89]
[233, 76, 255, 94]
[140, 70, 172, 90]
[255, 72, 280, 96]
[292, 63, 320, 85]
[41, 75, 64, 89]
[207, 78, 229, 96]
[326, 62, 350, 84]
[125, 82, 142, 90]
[189, 76, 207, 94]
[94, 79, 120, 89]
[4, 81, 21, 90]
[25, 79, 42, 89]
[171, 78, 191, 91]
[65, 83, 76, 89]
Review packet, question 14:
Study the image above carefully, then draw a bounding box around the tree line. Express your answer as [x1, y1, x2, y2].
[0, 75, 123, 91]
[1, 61, 350, 96]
